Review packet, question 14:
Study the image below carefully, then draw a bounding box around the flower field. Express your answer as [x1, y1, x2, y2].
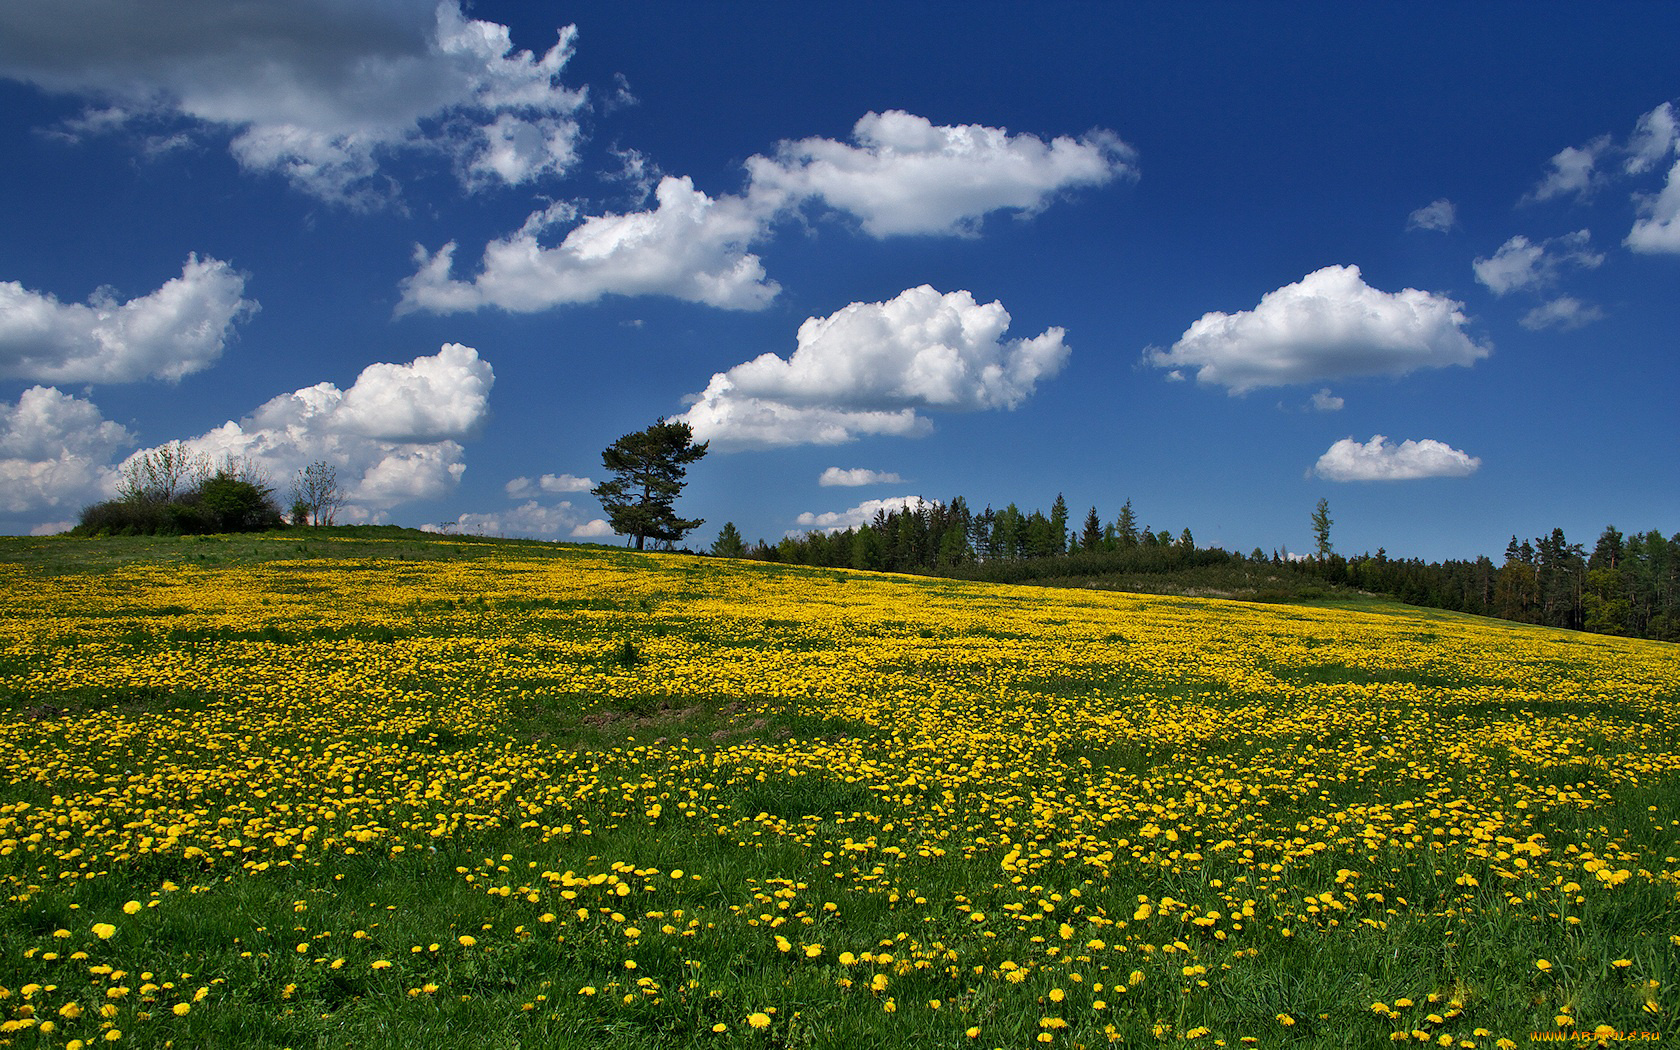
[1, 533, 1677, 1048]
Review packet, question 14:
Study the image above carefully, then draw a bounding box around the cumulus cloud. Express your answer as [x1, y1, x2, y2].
[793, 495, 931, 534]
[1627, 157, 1680, 253]
[505, 473, 593, 498]
[0, 385, 133, 514]
[1471, 229, 1603, 295]
[1523, 136, 1611, 204]
[1312, 435, 1481, 482]
[424, 498, 605, 540]
[0, 1, 586, 205]
[571, 518, 614, 538]
[1145, 265, 1488, 394]
[1626, 102, 1678, 175]
[401, 111, 1137, 315]
[819, 466, 904, 487]
[0, 255, 256, 383]
[1406, 199, 1456, 232]
[1310, 388, 1344, 412]
[745, 110, 1135, 236]
[130, 343, 493, 513]
[678, 285, 1069, 449]
[1520, 296, 1605, 331]
[397, 177, 778, 314]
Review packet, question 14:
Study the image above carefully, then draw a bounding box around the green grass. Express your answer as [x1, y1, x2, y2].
[0, 531, 1676, 1048]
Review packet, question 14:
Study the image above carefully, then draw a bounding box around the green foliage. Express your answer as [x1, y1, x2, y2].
[1311, 498, 1333, 559]
[709, 522, 746, 559]
[76, 460, 284, 537]
[592, 418, 709, 551]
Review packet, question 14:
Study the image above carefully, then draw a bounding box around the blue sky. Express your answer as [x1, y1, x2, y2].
[1, 2, 1675, 560]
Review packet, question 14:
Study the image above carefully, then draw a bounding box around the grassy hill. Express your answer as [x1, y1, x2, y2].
[1, 530, 1677, 1048]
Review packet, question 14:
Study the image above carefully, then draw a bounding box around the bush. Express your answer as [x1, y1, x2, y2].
[74, 471, 284, 536]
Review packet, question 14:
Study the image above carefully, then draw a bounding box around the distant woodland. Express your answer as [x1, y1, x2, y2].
[716, 496, 1680, 643]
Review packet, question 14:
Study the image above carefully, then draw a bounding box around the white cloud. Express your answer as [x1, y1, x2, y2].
[819, 466, 904, 487]
[1626, 157, 1680, 253]
[401, 110, 1137, 316]
[1145, 265, 1488, 394]
[0, 385, 133, 514]
[424, 498, 604, 540]
[1520, 296, 1605, 331]
[0, 255, 256, 382]
[793, 495, 931, 534]
[1310, 388, 1344, 412]
[505, 473, 593, 498]
[1625, 102, 1677, 175]
[1471, 229, 1602, 295]
[0, 1, 586, 206]
[678, 285, 1069, 449]
[326, 342, 493, 441]
[396, 176, 778, 314]
[1312, 435, 1481, 482]
[1406, 199, 1456, 232]
[1517, 101, 1680, 252]
[679, 400, 929, 449]
[1523, 136, 1610, 204]
[744, 110, 1135, 236]
[131, 342, 493, 513]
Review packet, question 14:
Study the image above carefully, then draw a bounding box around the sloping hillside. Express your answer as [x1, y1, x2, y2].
[2, 532, 1676, 1047]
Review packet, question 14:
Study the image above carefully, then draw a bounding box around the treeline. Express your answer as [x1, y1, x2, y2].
[713, 497, 1680, 642]
[1294, 526, 1680, 640]
[716, 495, 1207, 573]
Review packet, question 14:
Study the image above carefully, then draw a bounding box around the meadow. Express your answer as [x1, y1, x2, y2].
[1, 531, 1676, 1049]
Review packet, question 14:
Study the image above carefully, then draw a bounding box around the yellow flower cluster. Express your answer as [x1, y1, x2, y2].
[1, 539, 1676, 1045]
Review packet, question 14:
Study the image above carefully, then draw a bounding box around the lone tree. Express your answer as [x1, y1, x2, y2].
[711, 521, 746, 559]
[1312, 497, 1334, 559]
[592, 418, 709, 550]
[289, 460, 344, 526]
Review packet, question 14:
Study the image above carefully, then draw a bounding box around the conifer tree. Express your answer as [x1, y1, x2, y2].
[592, 418, 709, 550]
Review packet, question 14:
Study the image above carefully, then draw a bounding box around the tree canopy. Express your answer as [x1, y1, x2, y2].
[592, 418, 709, 551]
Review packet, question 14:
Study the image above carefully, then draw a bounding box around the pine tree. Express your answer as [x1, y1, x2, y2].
[592, 418, 709, 550]
[1115, 499, 1138, 548]
[1311, 498, 1333, 560]
[1081, 506, 1103, 552]
[710, 522, 746, 558]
